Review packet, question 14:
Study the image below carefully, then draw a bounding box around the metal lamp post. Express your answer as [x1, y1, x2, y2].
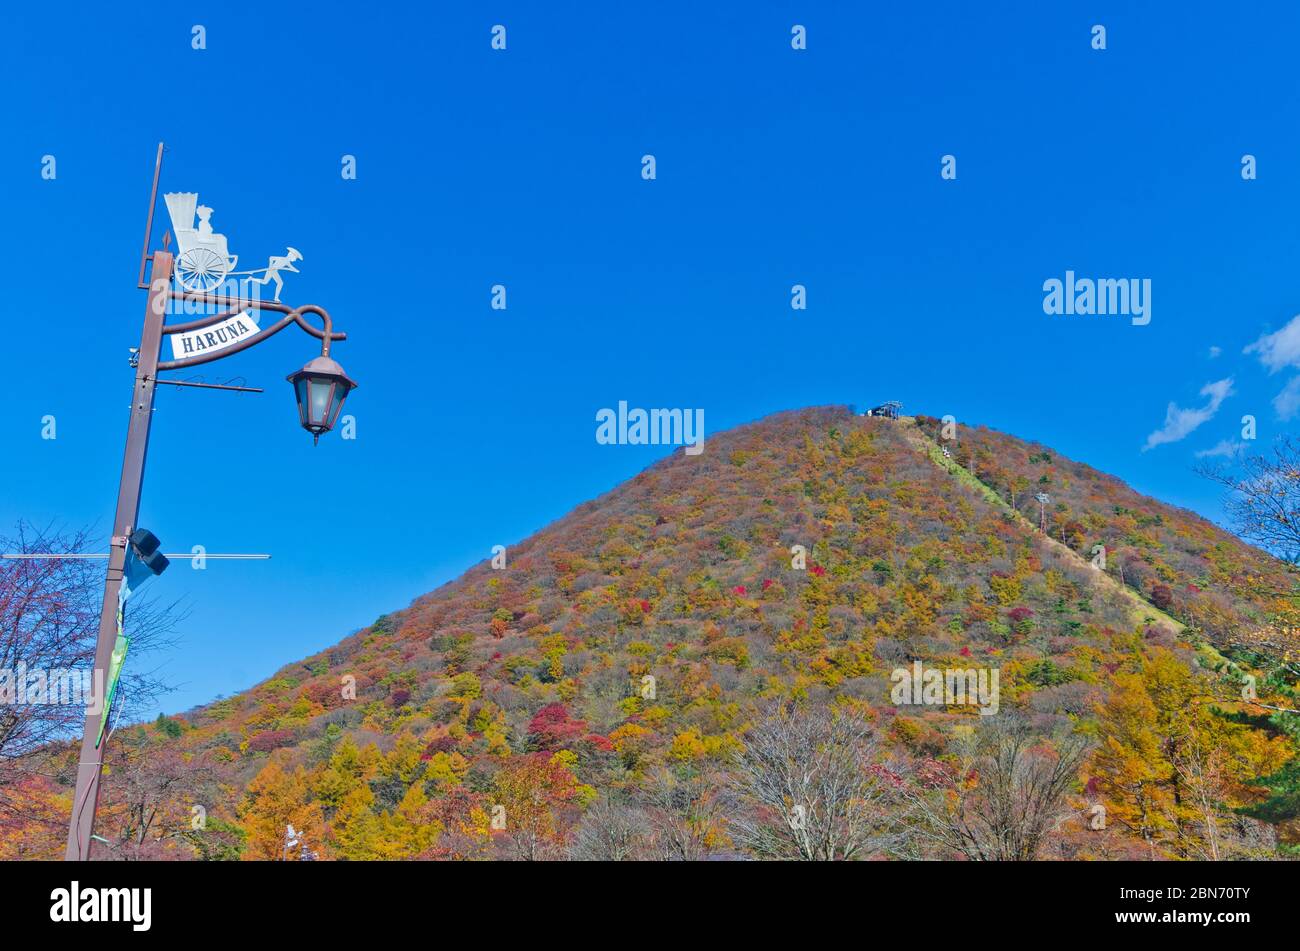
[65, 144, 357, 860]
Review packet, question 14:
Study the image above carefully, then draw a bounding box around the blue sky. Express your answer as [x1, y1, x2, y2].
[2, 2, 1298, 714]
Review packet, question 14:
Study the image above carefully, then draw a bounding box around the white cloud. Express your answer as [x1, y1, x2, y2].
[1143, 378, 1235, 451]
[1194, 438, 1245, 459]
[1244, 315, 1300, 373]
[1273, 375, 1300, 421]
[1208, 345, 1221, 359]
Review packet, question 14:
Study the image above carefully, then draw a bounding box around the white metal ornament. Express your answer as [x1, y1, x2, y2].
[163, 192, 302, 301]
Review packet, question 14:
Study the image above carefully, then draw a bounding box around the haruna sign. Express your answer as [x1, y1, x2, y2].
[170, 311, 260, 360]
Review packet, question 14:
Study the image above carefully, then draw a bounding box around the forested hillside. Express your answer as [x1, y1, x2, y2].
[912, 415, 1298, 657]
[4, 406, 1297, 860]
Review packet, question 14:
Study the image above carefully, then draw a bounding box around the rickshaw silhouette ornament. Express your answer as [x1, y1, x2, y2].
[163, 192, 302, 301]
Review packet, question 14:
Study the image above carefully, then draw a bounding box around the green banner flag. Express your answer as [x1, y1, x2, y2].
[95, 548, 149, 748]
[96, 632, 128, 748]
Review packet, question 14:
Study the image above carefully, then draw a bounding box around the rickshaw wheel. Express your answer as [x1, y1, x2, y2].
[176, 247, 229, 293]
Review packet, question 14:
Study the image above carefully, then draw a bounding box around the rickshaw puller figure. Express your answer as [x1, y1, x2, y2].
[248, 247, 303, 302]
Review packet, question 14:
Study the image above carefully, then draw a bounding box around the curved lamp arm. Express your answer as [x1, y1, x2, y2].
[157, 292, 346, 371]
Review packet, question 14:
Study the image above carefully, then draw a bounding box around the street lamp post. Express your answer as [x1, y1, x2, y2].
[65, 146, 356, 860]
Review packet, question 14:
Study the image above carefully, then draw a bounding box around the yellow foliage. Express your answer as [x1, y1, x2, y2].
[239, 758, 324, 861]
[988, 573, 1022, 606]
[669, 729, 708, 762]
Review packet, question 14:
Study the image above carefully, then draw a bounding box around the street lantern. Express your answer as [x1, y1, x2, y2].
[287, 354, 357, 443]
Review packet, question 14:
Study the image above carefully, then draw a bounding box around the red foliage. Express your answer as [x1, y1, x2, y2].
[1149, 584, 1174, 611]
[304, 679, 341, 708]
[527, 703, 587, 751]
[247, 729, 296, 753]
[422, 733, 457, 759]
[732, 585, 747, 595]
[914, 758, 957, 789]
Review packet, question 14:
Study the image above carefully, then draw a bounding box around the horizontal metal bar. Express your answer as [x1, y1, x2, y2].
[2, 553, 272, 560]
[154, 379, 263, 393]
[162, 295, 345, 340]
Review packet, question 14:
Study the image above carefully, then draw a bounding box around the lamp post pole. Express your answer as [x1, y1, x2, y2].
[63, 146, 357, 861]
[65, 252, 173, 860]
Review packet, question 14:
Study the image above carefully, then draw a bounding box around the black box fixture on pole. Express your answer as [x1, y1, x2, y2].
[128, 528, 169, 576]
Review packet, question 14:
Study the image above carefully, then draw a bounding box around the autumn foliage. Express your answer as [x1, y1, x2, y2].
[3, 407, 1297, 860]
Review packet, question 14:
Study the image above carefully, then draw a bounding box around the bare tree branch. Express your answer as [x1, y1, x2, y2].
[728, 702, 903, 861]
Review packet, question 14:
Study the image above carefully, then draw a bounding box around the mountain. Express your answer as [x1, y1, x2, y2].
[6, 406, 1299, 860]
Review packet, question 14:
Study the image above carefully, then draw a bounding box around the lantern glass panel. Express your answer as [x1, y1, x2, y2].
[308, 378, 334, 427]
[326, 382, 351, 428]
[294, 378, 310, 426]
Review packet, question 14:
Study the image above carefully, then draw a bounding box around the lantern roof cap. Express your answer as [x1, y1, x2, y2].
[287, 354, 357, 390]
